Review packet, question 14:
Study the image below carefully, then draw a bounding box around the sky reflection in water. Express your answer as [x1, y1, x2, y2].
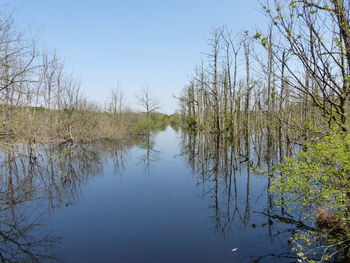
[0, 127, 299, 263]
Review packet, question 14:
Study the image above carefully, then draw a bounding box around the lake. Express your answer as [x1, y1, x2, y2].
[0, 126, 302, 262]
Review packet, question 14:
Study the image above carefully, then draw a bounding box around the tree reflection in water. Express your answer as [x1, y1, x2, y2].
[179, 128, 305, 262]
[137, 132, 161, 175]
[0, 127, 313, 262]
[0, 140, 130, 263]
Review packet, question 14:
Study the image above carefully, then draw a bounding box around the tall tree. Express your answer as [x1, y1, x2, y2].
[260, 0, 350, 131]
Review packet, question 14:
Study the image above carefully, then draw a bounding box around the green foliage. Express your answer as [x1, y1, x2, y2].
[271, 134, 350, 261]
[273, 134, 350, 216]
[224, 112, 234, 131]
[168, 113, 181, 125]
[33, 106, 45, 113]
[253, 32, 262, 39]
[130, 112, 172, 134]
[184, 115, 197, 129]
[130, 119, 152, 133]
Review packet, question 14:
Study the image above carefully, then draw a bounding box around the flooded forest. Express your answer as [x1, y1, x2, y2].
[0, 0, 350, 262]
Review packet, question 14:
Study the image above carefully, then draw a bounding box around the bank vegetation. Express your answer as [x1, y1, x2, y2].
[0, 11, 181, 145]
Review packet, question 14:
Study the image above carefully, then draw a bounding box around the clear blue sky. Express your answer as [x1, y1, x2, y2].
[8, 0, 263, 114]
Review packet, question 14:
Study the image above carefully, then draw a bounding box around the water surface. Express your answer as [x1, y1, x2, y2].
[0, 127, 300, 262]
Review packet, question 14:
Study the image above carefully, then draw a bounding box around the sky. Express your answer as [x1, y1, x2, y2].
[7, 0, 264, 114]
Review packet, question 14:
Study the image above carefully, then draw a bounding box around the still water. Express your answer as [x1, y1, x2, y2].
[0, 127, 301, 262]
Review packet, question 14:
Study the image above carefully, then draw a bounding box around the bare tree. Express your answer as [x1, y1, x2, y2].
[136, 86, 160, 120]
[260, 0, 350, 131]
[107, 82, 124, 118]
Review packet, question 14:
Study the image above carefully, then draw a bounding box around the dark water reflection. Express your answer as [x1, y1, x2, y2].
[0, 127, 305, 262]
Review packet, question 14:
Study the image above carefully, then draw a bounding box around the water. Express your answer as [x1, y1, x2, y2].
[0, 127, 301, 263]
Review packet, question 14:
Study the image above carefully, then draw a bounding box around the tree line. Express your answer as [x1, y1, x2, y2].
[0, 10, 173, 143]
[179, 0, 350, 137]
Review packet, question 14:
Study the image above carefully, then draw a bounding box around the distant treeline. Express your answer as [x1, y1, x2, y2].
[0, 103, 180, 143]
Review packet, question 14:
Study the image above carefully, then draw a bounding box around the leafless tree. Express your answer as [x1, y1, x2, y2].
[107, 82, 124, 118]
[136, 86, 160, 120]
[260, 0, 350, 131]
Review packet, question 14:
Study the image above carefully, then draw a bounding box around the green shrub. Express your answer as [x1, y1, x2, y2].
[271, 134, 350, 262]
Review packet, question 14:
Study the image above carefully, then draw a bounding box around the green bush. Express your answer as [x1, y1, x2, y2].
[184, 116, 197, 129]
[272, 134, 350, 262]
